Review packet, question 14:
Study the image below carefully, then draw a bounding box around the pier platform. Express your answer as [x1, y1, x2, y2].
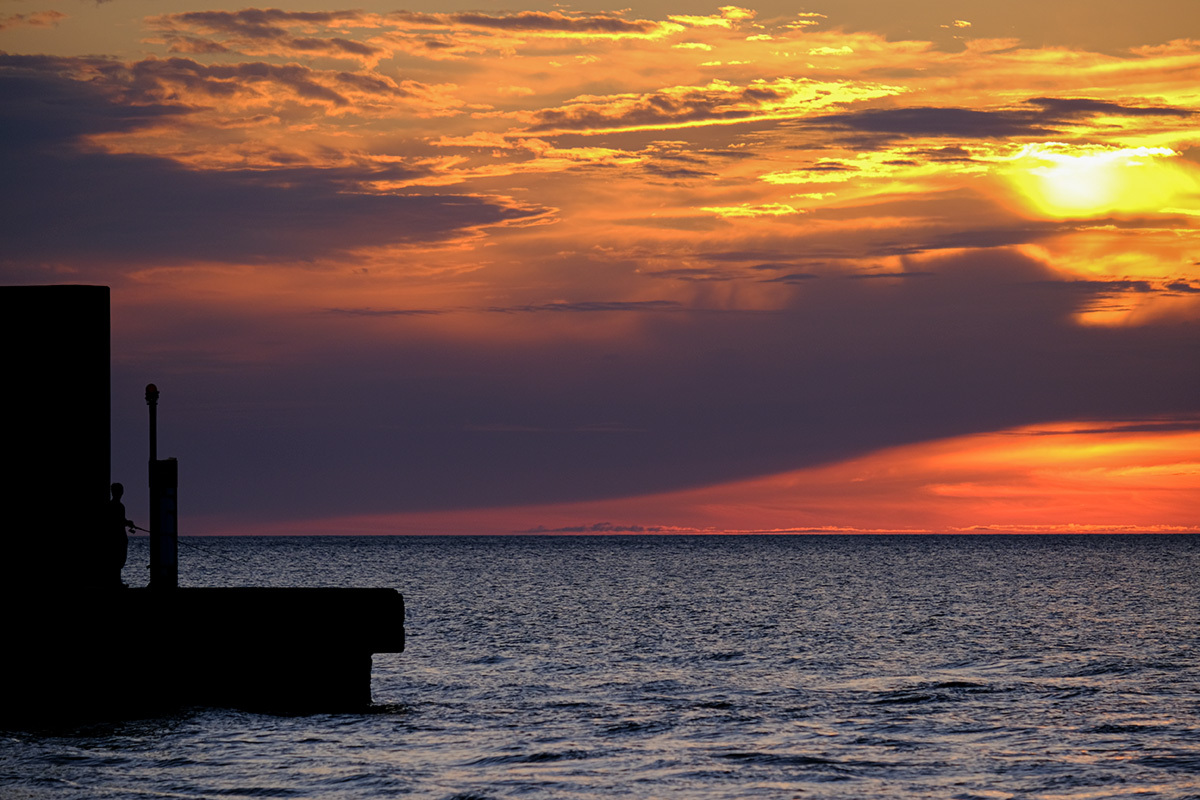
[6, 587, 405, 723]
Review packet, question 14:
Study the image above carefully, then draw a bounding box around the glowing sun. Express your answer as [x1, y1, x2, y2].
[1006, 143, 1195, 218]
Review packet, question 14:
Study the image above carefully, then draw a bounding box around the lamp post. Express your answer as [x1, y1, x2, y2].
[146, 383, 158, 462]
[146, 384, 177, 590]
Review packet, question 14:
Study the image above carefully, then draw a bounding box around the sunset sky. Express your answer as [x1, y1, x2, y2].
[2, 0, 1198, 534]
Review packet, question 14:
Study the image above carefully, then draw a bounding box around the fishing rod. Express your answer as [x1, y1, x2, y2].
[129, 524, 245, 567]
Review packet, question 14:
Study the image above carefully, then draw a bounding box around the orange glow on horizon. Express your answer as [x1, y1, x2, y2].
[205, 420, 1200, 536]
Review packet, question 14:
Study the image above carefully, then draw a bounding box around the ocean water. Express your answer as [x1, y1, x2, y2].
[2, 534, 1199, 799]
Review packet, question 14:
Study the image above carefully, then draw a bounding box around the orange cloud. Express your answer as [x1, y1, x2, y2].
[0, 10, 67, 31]
[518, 77, 904, 135]
[149, 9, 392, 65]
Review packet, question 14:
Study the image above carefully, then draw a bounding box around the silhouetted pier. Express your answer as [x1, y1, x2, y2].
[8, 586, 404, 718]
[1, 285, 404, 722]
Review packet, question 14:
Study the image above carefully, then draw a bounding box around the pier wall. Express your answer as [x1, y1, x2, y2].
[1, 285, 110, 593]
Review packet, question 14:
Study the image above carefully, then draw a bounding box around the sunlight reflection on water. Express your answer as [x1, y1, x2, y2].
[4, 534, 1199, 799]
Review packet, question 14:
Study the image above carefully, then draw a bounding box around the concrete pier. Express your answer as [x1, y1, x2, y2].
[2, 285, 405, 723]
[7, 587, 405, 720]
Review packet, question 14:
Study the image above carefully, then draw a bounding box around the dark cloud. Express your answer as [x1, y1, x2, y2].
[788, 161, 857, 173]
[161, 8, 363, 35]
[119, 56, 414, 107]
[442, 11, 661, 34]
[695, 148, 760, 161]
[919, 145, 975, 162]
[808, 96, 1192, 142]
[872, 222, 1069, 255]
[0, 62, 548, 267]
[1028, 97, 1193, 119]
[165, 36, 231, 55]
[2, 51, 422, 126]
[0, 54, 188, 145]
[389, 9, 655, 33]
[324, 307, 447, 317]
[644, 267, 741, 281]
[815, 106, 1054, 139]
[699, 250, 838, 266]
[465, 422, 644, 433]
[151, 9, 383, 60]
[152, 7, 664, 59]
[0, 10, 67, 31]
[1029, 278, 1156, 294]
[643, 145, 715, 179]
[1022, 278, 1166, 314]
[487, 300, 683, 313]
[134, 57, 353, 105]
[110, 248, 1200, 521]
[642, 163, 717, 180]
[846, 271, 934, 279]
[527, 83, 793, 133]
[750, 262, 823, 271]
[761, 272, 821, 283]
[1024, 418, 1200, 436]
[862, 214, 1195, 258]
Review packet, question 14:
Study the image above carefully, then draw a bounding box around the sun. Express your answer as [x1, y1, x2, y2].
[1005, 143, 1195, 218]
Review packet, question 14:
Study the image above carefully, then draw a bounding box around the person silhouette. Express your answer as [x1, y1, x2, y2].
[107, 482, 135, 588]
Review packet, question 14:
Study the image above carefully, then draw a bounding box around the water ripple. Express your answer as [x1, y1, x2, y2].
[4, 534, 1198, 799]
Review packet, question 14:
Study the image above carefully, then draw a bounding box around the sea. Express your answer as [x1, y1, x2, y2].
[2, 534, 1198, 799]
